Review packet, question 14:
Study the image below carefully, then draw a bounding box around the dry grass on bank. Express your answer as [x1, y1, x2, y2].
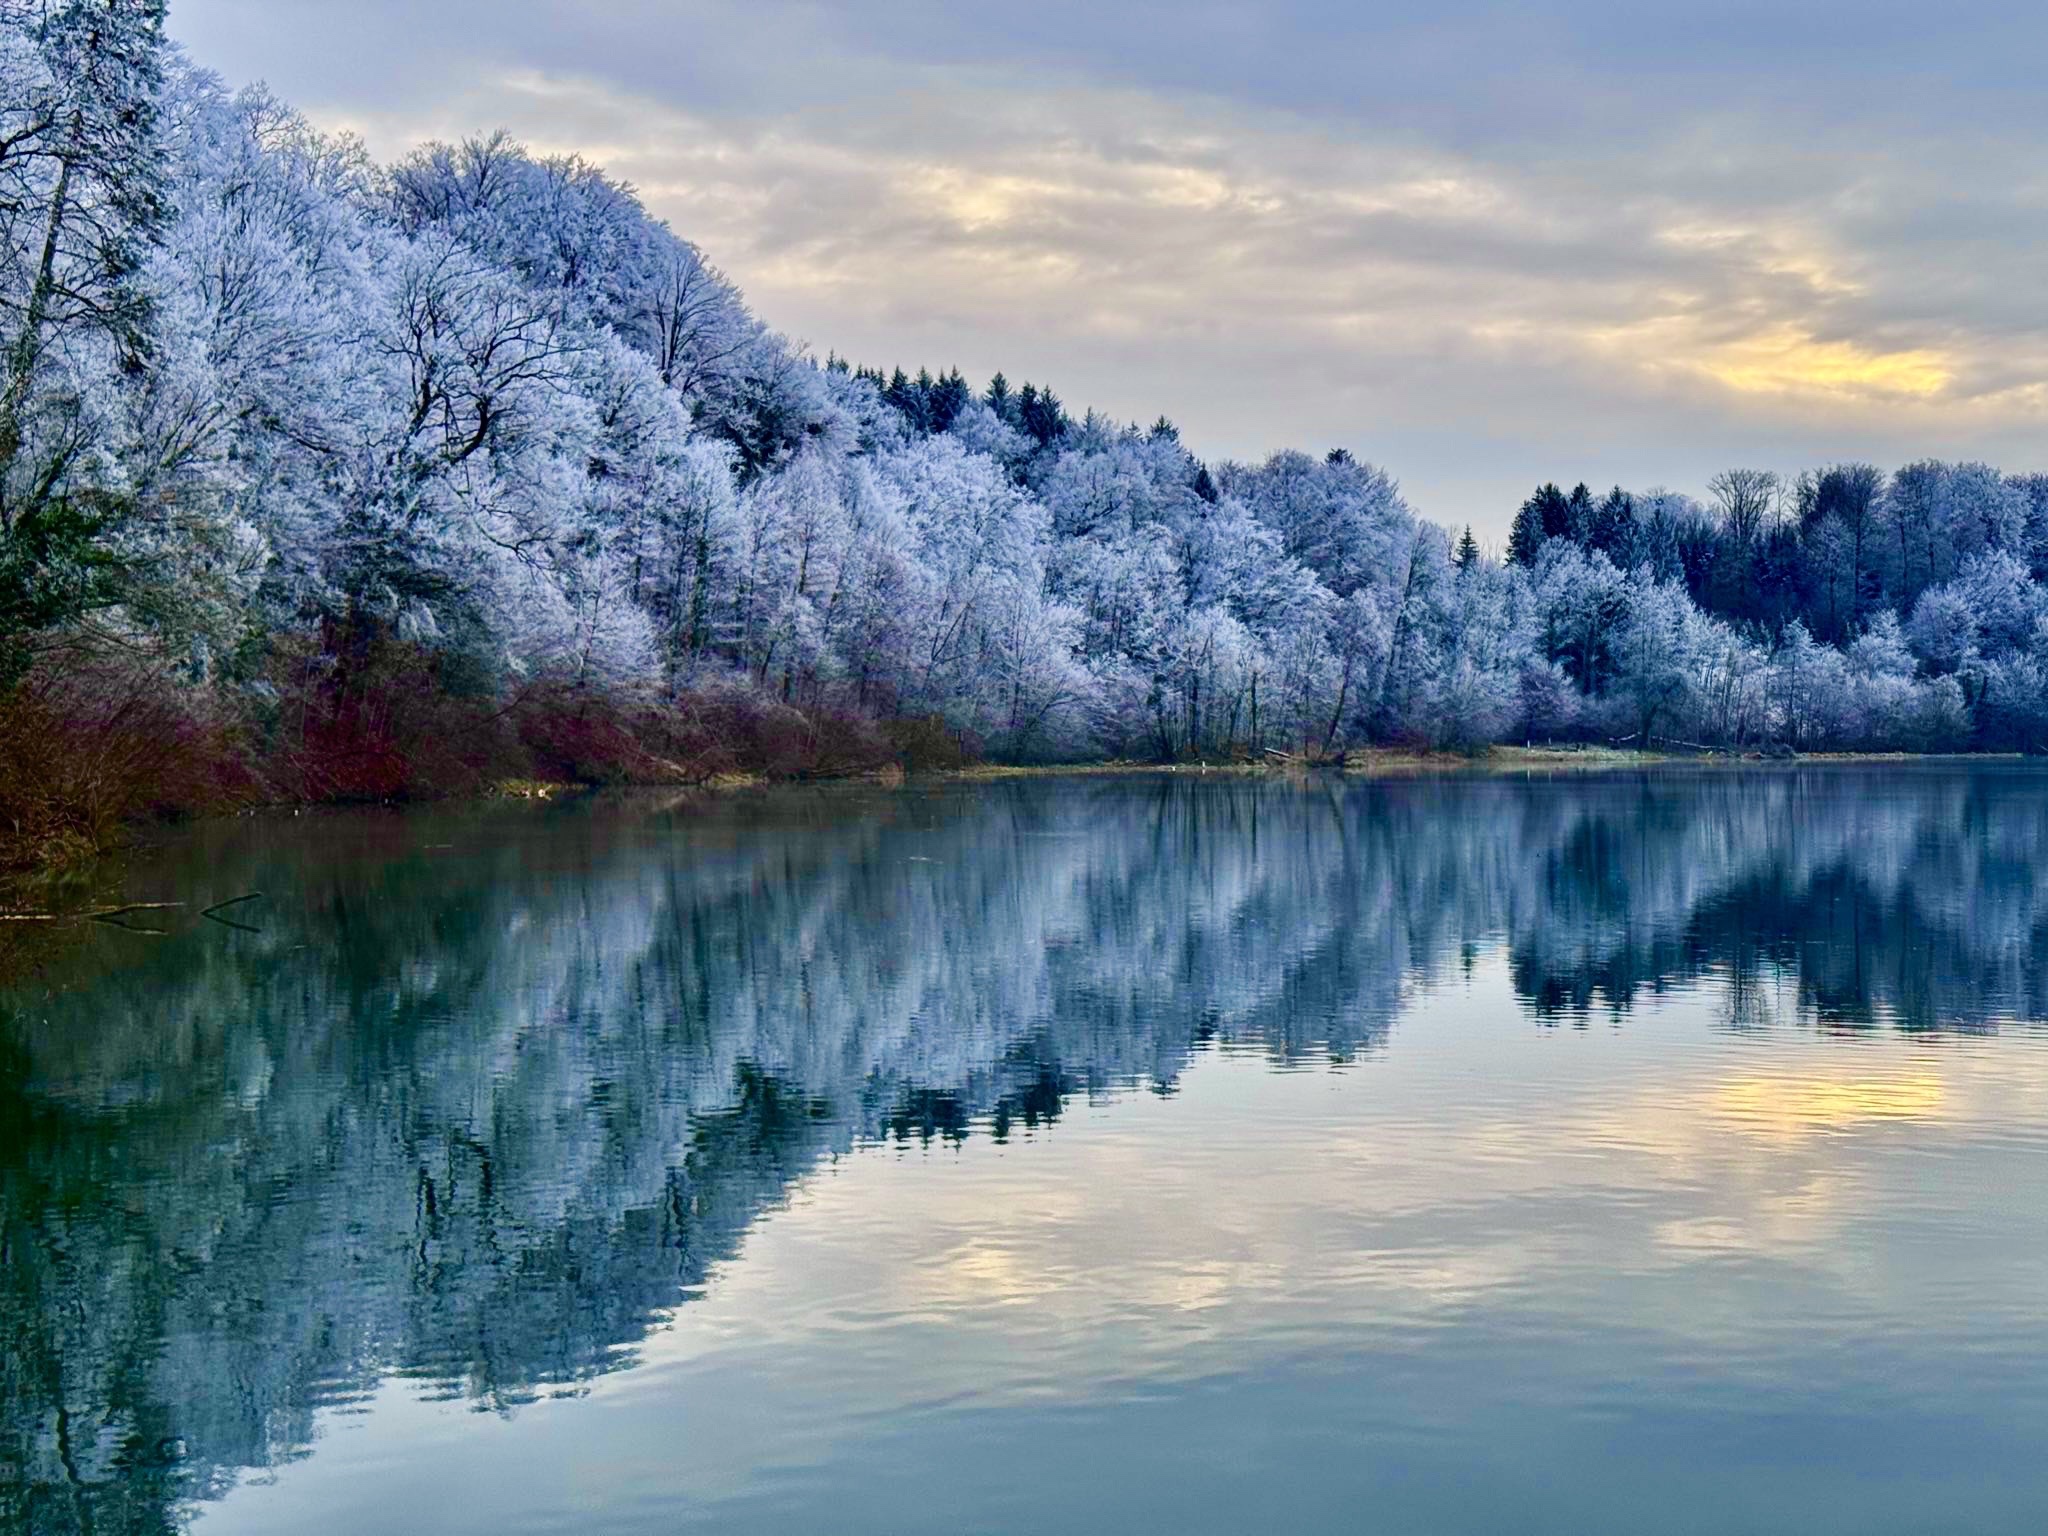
[0, 654, 254, 876]
[0, 635, 993, 881]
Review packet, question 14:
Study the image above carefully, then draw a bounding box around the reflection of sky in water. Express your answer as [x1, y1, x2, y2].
[8, 768, 2048, 1534]
[202, 969, 2048, 1535]
[193, 971, 2048, 1534]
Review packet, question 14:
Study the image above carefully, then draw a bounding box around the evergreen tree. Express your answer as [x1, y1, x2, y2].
[983, 371, 1013, 423]
[1019, 382, 1065, 446]
[1564, 482, 1596, 543]
[1509, 484, 1571, 566]
[1588, 487, 1639, 564]
[1455, 525, 1480, 571]
[928, 368, 966, 432]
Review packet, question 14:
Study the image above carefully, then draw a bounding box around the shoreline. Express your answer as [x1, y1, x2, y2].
[947, 745, 2034, 778]
[0, 746, 2037, 984]
[4, 744, 2038, 900]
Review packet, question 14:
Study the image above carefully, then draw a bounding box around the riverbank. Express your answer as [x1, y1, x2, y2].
[0, 656, 971, 886]
[9, 737, 2040, 906]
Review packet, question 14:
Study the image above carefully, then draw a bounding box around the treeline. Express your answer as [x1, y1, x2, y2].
[8, 2, 2048, 865]
[1499, 467, 2048, 749]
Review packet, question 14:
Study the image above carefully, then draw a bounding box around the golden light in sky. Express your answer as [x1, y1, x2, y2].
[1701, 326, 1953, 402]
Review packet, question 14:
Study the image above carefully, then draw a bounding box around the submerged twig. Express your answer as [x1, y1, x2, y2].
[0, 901, 186, 928]
[86, 903, 185, 933]
[2, 894, 266, 936]
[200, 891, 265, 934]
[89, 916, 171, 936]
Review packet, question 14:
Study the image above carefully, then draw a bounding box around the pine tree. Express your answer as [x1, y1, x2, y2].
[885, 366, 939, 432]
[1455, 525, 1479, 571]
[983, 371, 1014, 423]
[930, 367, 969, 432]
[1589, 487, 1639, 564]
[1019, 384, 1064, 446]
[1509, 484, 1571, 566]
[1564, 482, 1596, 543]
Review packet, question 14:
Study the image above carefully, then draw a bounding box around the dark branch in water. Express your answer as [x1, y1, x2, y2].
[0, 900, 185, 923]
[201, 891, 265, 933]
[86, 902, 183, 935]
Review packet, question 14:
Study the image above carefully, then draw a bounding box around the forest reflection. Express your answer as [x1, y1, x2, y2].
[4, 765, 2047, 1533]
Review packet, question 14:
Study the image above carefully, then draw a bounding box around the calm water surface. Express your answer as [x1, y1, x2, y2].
[6, 766, 2048, 1533]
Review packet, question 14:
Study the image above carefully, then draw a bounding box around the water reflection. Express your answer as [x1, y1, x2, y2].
[4, 766, 2048, 1532]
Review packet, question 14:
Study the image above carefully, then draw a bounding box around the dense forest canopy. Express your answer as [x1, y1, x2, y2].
[8, 0, 2048, 786]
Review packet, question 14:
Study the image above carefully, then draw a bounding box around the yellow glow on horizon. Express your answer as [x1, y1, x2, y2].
[1699, 326, 1952, 399]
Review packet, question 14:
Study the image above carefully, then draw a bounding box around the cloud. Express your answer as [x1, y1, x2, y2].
[169, 0, 2048, 533]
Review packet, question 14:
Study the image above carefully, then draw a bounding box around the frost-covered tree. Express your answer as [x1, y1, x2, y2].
[0, 0, 171, 678]
[1532, 542, 1629, 697]
[1219, 449, 1412, 599]
[19, 6, 2048, 771]
[1612, 575, 1709, 744]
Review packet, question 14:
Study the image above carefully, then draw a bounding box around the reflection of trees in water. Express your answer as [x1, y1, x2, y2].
[1500, 770, 2048, 1028]
[3, 767, 2047, 1530]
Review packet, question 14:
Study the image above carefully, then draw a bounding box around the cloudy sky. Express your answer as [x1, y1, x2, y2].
[171, 1, 2048, 536]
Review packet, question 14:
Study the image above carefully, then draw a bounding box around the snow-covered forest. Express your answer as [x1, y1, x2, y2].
[10, 0, 2048, 829]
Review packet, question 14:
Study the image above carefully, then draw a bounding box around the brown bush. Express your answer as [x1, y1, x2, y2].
[881, 713, 979, 772]
[0, 654, 250, 872]
[512, 680, 707, 786]
[643, 684, 894, 781]
[1, 633, 976, 879]
[264, 629, 521, 802]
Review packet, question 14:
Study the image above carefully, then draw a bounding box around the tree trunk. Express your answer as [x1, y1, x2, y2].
[0, 126, 78, 514]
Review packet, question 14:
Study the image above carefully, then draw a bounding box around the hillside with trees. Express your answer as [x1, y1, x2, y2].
[8, 1, 2048, 867]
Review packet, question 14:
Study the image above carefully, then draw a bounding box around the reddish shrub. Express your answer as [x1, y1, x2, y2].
[2, 631, 975, 878]
[882, 714, 979, 772]
[0, 653, 249, 871]
[647, 684, 894, 781]
[513, 681, 675, 785]
[264, 629, 519, 802]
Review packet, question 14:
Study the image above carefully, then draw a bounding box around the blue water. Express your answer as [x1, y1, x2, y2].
[5, 766, 2048, 1533]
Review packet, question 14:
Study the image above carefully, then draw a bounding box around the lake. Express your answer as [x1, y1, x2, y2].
[6, 766, 2048, 1534]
